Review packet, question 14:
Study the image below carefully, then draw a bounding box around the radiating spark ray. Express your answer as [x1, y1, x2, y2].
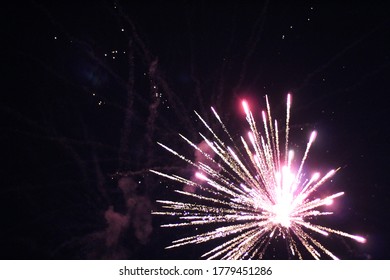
[296, 131, 317, 183]
[284, 93, 291, 163]
[152, 95, 365, 259]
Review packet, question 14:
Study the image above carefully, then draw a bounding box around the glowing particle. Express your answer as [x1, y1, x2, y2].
[242, 100, 249, 115]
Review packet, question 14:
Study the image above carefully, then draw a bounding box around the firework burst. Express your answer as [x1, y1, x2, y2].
[151, 94, 365, 259]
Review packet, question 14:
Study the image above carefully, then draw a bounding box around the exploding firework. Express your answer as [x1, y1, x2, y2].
[151, 94, 366, 259]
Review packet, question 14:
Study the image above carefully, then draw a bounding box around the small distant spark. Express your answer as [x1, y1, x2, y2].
[151, 94, 366, 259]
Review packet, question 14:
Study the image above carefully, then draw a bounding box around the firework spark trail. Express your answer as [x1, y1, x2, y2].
[150, 94, 366, 259]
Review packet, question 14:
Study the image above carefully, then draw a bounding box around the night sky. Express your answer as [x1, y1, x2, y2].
[1, 0, 389, 260]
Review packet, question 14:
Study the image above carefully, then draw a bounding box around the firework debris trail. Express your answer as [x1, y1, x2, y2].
[151, 94, 366, 260]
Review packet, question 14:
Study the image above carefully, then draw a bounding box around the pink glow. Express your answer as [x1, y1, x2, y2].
[262, 110, 266, 123]
[195, 172, 208, 181]
[309, 131, 317, 143]
[242, 100, 249, 115]
[312, 172, 320, 181]
[324, 199, 333, 205]
[355, 236, 367, 243]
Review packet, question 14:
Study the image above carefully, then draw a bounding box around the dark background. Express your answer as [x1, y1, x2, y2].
[1, 0, 389, 259]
